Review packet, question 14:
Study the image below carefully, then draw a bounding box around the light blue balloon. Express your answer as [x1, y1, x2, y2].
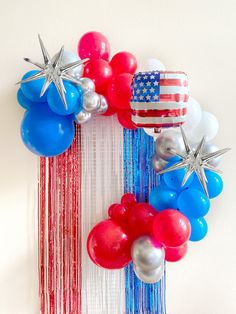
[177, 188, 210, 218]
[190, 171, 223, 199]
[189, 217, 208, 242]
[17, 88, 38, 110]
[47, 81, 83, 116]
[21, 70, 48, 102]
[21, 103, 74, 157]
[149, 185, 178, 211]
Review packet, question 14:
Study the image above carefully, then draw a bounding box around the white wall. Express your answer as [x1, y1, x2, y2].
[0, 0, 236, 313]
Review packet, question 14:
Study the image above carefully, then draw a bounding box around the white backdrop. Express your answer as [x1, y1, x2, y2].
[0, 0, 236, 313]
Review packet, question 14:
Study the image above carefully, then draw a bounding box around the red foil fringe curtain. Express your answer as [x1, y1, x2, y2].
[39, 126, 81, 314]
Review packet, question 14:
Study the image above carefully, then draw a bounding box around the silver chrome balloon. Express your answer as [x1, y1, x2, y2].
[78, 77, 95, 92]
[131, 236, 165, 271]
[83, 91, 100, 112]
[96, 95, 108, 114]
[75, 110, 92, 124]
[152, 154, 167, 172]
[133, 263, 164, 284]
[155, 129, 185, 160]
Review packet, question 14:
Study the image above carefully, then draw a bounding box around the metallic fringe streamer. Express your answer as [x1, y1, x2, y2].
[39, 125, 81, 314]
[81, 116, 125, 314]
[123, 128, 166, 314]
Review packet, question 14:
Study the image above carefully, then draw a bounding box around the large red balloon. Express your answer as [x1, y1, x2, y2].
[107, 73, 133, 110]
[127, 203, 157, 239]
[110, 52, 137, 75]
[87, 219, 132, 269]
[117, 110, 137, 130]
[83, 59, 113, 93]
[165, 243, 188, 262]
[78, 31, 110, 61]
[153, 209, 191, 247]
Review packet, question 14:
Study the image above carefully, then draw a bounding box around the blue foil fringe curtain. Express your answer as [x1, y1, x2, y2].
[123, 128, 166, 314]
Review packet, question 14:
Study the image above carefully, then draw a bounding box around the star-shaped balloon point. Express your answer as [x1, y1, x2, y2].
[17, 35, 89, 109]
[158, 127, 230, 197]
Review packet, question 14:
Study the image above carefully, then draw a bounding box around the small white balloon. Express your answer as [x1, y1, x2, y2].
[143, 128, 160, 140]
[183, 97, 202, 133]
[134, 263, 164, 284]
[140, 58, 166, 72]
[61, 51, 84, 79]
[187, 111, 219, 143]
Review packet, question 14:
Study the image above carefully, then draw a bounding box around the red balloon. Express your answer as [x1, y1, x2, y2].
[107, 73, 133, 110]
[127, 203, 157, 239]
[121, 193, 137, 208]
[153, 209, 191, 247]
[102, 103, 117, 116]
[108, 203, 128, 224]
[165, 243, 188, 262]
[110, 52, 137, 75]
[78, 31, 110, 61]
[83, 59, 113, 93]
[87, 219, 132, 269]
[117, 110, 137, 130]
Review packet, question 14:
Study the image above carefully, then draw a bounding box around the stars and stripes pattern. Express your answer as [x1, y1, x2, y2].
[130, 71, 189, 128]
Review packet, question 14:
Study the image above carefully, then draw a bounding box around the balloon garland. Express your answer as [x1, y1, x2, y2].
[16, 31, 230, 311]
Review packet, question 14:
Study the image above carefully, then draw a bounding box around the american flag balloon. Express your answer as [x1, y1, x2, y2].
[130, 71, 189, 128]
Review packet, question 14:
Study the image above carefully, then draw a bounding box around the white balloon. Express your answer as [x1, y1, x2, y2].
[187, 111, 219, 143]
[61, 51, 84, 79]
[140, 58, 166, 72]
[143, 127, 160, 139]
[182, 97, 202, 133]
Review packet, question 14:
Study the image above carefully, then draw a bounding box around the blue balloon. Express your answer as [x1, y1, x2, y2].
[21, 70, 48, 102]
[190, 171, 223, 199]
[177, 188, 210, 218]
[47, 81, 83, 115]
[163, 164, 194, 191]
[17, 89, 38, 110]
[149, 185, 178, 211]
[21, 103, 74, 157]
[189, 217, 208, 242]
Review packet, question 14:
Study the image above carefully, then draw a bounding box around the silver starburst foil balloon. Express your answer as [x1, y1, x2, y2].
[75, 110, 92, 124]
[131, 236, 165, 271]
[133, 263, 164, 284]
[83, 91, 100, 112]
[155, 129, 185, 160]
[17, 35, 89, 109]
[152, 154, 167, 172]
[158, 127, 230, 197]
[202, 143, 222, 167]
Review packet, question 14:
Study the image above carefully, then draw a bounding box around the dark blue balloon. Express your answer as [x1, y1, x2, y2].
[163, 164, 194, 191]
[21, 103, 74, 157]
[149, 185, 178, 211]
[189, 217, 208, 242]
[21, 70, 48, 102]
[177, 188, 210, 218]
[190, 171, 223, 199]
[17, 89, 39, 110]
[47, 81, 83, 115]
